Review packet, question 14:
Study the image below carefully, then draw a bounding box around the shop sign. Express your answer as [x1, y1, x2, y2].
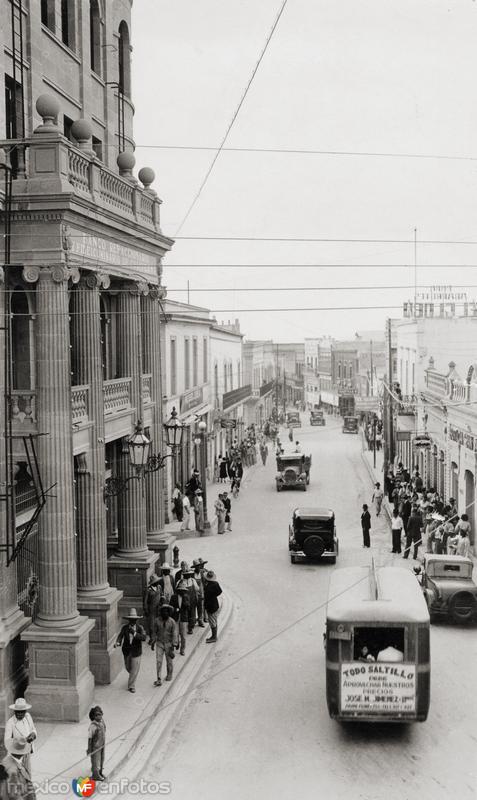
[448, 425, 475, 451]
[180, 387, 204, 414]
[220, 418, 237, 429]
[340, 663, 416, 714]
[414, 434, 432, 449]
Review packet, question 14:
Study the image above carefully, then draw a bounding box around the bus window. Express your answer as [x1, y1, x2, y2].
[353, 627, 405, 662]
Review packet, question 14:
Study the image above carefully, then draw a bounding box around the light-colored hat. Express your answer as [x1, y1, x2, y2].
[123, 608, 143, 620]
[161, 562, 171, 571]
[6, 736, 31, 755]
[9, 697, 32, 712]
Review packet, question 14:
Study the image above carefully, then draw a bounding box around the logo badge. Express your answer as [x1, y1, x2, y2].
[72, 778, 96, 797]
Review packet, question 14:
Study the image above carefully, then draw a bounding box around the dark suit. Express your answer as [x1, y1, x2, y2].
[115, 623, 146, 690]
[361, 510, 371, 548]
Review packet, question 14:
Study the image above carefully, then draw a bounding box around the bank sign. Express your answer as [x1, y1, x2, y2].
[340, 663, 416, 713]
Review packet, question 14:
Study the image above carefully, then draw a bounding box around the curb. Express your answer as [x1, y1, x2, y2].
[106, 591, 234, 794]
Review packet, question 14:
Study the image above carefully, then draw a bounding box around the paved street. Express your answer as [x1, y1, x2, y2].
[131, 416, 477, 800]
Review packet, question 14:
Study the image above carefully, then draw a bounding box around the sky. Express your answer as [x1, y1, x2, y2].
[132, 0, 477, 342]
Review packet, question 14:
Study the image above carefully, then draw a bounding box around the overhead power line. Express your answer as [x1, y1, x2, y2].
[174, 0, 290, 236]
[174, 236, 477, 245]
[167, 283, 477, 293]
[135, 143, 477, 163]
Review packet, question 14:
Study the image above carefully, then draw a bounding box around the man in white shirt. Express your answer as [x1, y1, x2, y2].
[376, 645, 404, 662]
[4, 699, 36, 775]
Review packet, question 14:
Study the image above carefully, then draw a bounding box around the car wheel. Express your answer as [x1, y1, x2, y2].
[448, 592, 476, 623]
[276, 486, 281, 492]
[328, 556, 336, 565]
[303, 535, 325, 558]
[290, 554, 296, 564]
[302, 485, 307, 492]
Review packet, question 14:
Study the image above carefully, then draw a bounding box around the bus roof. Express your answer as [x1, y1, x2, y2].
[327, 566, 430, 624]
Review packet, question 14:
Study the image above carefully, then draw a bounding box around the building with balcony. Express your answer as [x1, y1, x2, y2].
[161, 299, 212, 511]
[0, 1, 172, 725]
[242, 340, 275, 425]
[388, 314, 477, 551]
[210, 320, 252, 459]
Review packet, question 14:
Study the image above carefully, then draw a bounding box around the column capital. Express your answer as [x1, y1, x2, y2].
[22, 265, 80, 285]
[121, 280, 149, 297]
[82, 271, 111, 290]
[148, 285, 167, 301]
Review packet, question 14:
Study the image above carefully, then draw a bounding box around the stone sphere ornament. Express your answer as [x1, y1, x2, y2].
[35, 94, 61, 132]
[138, 167, 155, 189]
[71, 119, 93, 150]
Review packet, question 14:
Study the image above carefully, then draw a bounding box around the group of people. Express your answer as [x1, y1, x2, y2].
[361, 463, 473, 559]
[214, 492, 232, 533]
[171, 469, 206, 533]
[116, 559, 223, 695]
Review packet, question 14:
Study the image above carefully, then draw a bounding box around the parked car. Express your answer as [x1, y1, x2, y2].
[416, 554, 477, 623]
[287, 411, 301, 428]
[310, 410, 325, 426]
[342, 415, 359, 434]
[276, 454, 311, 491]
[288, 507, 338, 564]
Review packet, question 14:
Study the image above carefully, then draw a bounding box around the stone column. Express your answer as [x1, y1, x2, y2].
[142, 289, 175, 564]
[71, 272, 122, 684]
[21, 265, 94, 721]
[0, 271, 29, 737]
[107, 282, 157, 617]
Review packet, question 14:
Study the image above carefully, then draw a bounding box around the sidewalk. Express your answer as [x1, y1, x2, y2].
[32, 593, 233, 795]
[360, 433, 392, 525]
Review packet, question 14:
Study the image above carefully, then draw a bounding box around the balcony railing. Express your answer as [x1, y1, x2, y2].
[425, 370, 447, 396]
[71, 385, 89, 424]
[104, 378, 132, 415]
[142, 374, 153, 405]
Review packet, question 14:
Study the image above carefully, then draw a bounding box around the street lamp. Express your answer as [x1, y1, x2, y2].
[104, 407, 183, 497]
[193, 419, 210, 530]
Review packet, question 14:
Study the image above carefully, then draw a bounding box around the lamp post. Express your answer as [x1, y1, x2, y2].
[193, 419, 210, 530]
[104, 407, 183, 498]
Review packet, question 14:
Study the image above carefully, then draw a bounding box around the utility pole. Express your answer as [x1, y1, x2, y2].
[275, 343, 279, 421]
[283, 370, 286, 416]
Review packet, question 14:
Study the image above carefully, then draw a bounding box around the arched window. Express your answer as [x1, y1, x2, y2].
[118, 21, 131, 97]
[90, 0, 101, 75]
[11, 289, 31, 390]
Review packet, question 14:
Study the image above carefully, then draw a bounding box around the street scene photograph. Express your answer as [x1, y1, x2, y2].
[1, 1, 477, 799]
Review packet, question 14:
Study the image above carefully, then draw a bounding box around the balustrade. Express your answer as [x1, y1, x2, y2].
[103, 378, 132, 415]
[67, 150, 90, 193]
[71, 385, 89, 424]
[142, 373, 152, 405]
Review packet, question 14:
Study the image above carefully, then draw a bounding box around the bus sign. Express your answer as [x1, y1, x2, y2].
[340, 663, 416, 714]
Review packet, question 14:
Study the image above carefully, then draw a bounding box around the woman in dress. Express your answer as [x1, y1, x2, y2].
[214, 493, 226, 534]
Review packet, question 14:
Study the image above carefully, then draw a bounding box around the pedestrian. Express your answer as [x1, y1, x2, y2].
[114, 608, 147, 693]
[194, 489, 205, 532]
[361, 504, 371, 548]
[4, 699, 36, 776]
[455, 528, 471, 558]
[222, 491, 232, 531]
[176, 565, 199, 634]
[158, 562, 176, 605]
[391, 509, 404, 554]
[454, 513, 471, 538]
[219, 454, 228, 483]
[288, 427, 293, 442]
[171, 482, 184, 522]
[403, 507, 423, 560]
[1, 737, 36, 800]
[214, 493, 226, 534]
[150, 605, 178, 686]
[203, 569, 223, 643]
[185, 469, 201, 503]
[294, 441, 301, 453]
[143, 574, 162, 641]
[260, 442, 268, 466]
[181, 493, 191, 531]
[372, 482, 384, 516]
[87, 706, 106, 782]
[191, 560, 206, 627]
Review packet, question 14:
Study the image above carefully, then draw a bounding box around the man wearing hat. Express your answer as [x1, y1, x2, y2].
[114, 609, 147, 692]
[143, 574, 162, 642]
[158, 562, 176, 606]
[4, 699, 36, 776]
[150, 605, 179, 685]
[203, 570, 223, 643]
[191, 560, 205, 627]
[1, 736, 36, 799]
[175, 565, 199, 654]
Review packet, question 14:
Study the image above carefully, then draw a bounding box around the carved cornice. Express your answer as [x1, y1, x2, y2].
[122, 280, 149, 297]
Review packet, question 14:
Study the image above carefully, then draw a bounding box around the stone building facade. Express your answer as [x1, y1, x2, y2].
[0, 0, 172, 726]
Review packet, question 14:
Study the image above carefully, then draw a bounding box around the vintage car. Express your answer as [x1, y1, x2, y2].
[276, 454, 311, 491]
[310, 410, 325, 426]
[289, 507, 338, 563]
[286, 411, 301, 428]
[417, 554, 477, 623]
[342, 415, 359, 434]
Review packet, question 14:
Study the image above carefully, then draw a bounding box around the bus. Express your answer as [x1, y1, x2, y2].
[325, 563, 430, 722]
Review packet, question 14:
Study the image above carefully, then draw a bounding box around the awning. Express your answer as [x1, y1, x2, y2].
[180, 403, 213, 426]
